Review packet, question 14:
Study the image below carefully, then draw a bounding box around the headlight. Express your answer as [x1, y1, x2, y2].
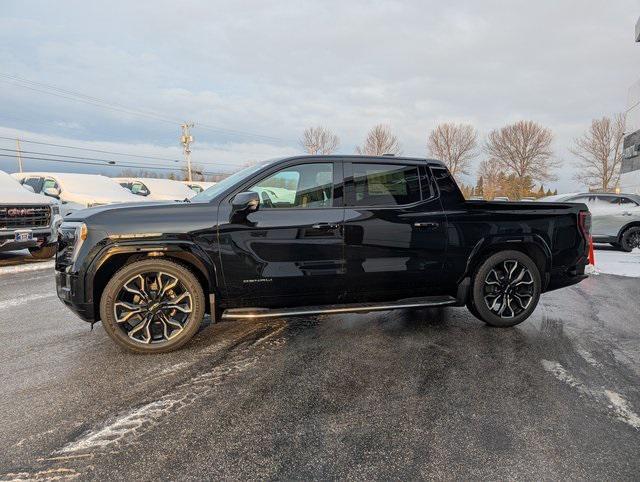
[57, 222, 88, 266]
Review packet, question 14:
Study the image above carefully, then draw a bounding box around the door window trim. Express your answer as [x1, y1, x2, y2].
[343, 160, 434, 209]
[225, 158, 344, 210]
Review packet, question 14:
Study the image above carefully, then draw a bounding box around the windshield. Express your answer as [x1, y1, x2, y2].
[192, 161, 274, 202]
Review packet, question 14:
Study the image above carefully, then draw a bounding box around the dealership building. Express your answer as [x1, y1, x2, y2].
[620, 17, 640, 194]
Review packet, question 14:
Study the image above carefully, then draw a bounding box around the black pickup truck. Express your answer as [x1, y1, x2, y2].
[55, 155, 591, 353]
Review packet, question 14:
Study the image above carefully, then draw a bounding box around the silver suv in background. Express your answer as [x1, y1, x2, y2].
[539, 192, 640, 251]
[0, 170, 62, 258]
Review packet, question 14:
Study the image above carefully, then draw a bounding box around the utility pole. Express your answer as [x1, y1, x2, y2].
[16, 138, 24, 173]
[180, 122, 194, 182]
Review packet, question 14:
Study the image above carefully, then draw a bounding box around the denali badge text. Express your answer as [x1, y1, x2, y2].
[242, 278, 273, 284]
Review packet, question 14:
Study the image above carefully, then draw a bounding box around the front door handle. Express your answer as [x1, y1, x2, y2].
[414, 222, 440, 229]
[311, 222, 340, 230]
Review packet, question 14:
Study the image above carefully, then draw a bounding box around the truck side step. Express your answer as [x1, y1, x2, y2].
[221, 296, 457, 320]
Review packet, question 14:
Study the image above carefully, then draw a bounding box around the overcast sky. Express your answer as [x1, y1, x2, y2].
[1, 0, 638, 191]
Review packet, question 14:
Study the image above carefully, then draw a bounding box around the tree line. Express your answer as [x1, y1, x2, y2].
[300, 114, 625, 200]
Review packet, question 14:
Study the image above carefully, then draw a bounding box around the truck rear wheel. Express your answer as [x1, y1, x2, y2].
[469, 250, 541, 327]
[100, 259, 205, 353]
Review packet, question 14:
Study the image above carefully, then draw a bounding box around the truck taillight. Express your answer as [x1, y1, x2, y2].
[578, 211, 591, 240]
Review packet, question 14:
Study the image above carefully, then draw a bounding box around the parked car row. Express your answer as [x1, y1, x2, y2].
[2, 171, 219, 259]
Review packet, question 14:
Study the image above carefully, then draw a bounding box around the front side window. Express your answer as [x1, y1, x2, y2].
[43, 179, 59, 191]
[249, 163, 334, 209]
[352, 163, 421, 206]
[130, 182, 147, 195]
[620, 197, 639, 206]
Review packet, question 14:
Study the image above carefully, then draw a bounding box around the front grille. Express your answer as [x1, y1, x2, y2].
[0, 205, 51, 230]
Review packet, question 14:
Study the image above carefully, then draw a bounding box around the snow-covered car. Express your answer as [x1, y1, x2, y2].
[538, 192, 640, 251]
[13, 172, 151, 215]
[0, 170, 62, 258]
[183, 181, 217, 193]
[116, 178, 196, 201]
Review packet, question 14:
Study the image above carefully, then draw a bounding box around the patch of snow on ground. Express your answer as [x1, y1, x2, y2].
[593, 247, 640, 278]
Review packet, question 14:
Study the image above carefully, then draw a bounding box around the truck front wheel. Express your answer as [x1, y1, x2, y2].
[100, 259, 205, 353]
[469, 250, 541, 327]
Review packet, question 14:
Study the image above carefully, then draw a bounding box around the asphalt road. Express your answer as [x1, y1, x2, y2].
[0, 259, 639, 480]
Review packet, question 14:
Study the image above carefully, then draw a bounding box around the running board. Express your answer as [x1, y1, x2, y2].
[221, 296, 457, 320]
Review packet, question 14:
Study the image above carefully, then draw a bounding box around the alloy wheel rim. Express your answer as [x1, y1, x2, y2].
[483, 260, 535, 318]
[114, 271, 193, 344]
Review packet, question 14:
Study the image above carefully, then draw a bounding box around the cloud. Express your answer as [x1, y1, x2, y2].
[0, 0, 638, 190]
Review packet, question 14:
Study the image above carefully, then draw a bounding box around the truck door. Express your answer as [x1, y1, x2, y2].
[343, 161, 447, 300]
[217, 159, 346, 306]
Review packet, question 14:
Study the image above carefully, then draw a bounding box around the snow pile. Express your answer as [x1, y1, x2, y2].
[593, 247, 640, 278]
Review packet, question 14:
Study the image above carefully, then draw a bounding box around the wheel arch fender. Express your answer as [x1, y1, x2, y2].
[87, 240, 219, 317]
[617, 221, 640, 241]
[460, 234, 552, 289]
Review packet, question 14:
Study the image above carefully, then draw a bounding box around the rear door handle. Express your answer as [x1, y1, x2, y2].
[311, 222, 340, 230]
[414, 222, 440, 229]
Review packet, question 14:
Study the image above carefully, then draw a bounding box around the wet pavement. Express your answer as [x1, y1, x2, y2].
[0, 262, 638, 480]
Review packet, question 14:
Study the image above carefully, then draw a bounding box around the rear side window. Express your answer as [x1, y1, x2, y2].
[352, 163, 421, 206]
[431, 166, 465, 204]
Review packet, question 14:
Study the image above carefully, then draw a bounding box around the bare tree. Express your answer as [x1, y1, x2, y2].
[356, 124, 401, 156]
[476, 159, 502, 200]
[427, 123, 478, 176]
[484, 120, 557, 186]
[299, 126, 340, 155]
[570, 114, 625, 191]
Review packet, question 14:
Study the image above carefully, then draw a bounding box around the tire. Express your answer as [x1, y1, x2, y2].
[99, 259, 206, 353]
[28, 244, 57, 259]
[470, 250, 541, 328]
[466, 298, 481, 321]
[620, 226, 640, 253]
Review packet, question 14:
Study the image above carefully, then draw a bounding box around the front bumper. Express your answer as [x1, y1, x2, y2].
[55, 270, 95, 322]
[0, 228, 52, 252]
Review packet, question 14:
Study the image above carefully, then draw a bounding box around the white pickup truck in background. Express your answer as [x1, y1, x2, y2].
[0, 170, 62, 258]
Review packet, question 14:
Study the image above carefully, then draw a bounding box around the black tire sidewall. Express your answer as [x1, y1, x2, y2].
[621, 227, 640, 253]
[471, 250, 541, 327]
[100, 259, 206, 353]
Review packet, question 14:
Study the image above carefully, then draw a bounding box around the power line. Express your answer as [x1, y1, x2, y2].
[0, 142, 250, 169]
[0, 153, 232, 176]
[0, 147, 177, 165]
[0, 135, 181, 162]
[1, 73, 297, 144]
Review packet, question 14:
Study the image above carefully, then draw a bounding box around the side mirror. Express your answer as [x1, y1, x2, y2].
[22, 184, 35, 193]
[44, 187, 61, 199]
[230, 191, 260, 221]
